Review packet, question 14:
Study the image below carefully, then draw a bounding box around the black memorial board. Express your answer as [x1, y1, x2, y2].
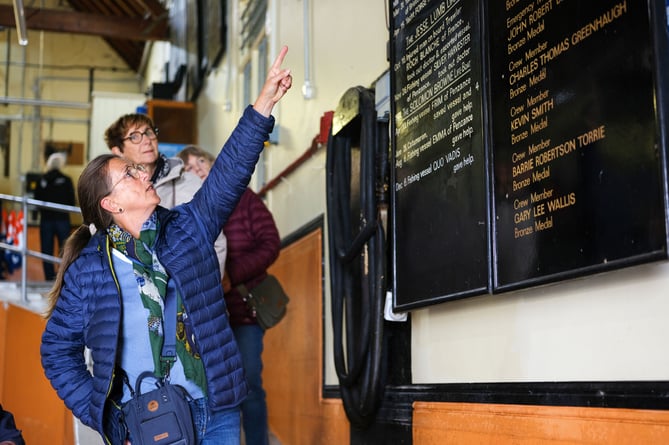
[390, 0, 490, 309]
[389, 0, 669, 308]
[489, 0, 668, 290]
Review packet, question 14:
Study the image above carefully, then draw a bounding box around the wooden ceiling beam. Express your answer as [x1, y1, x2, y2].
[0, 5, 169, 42]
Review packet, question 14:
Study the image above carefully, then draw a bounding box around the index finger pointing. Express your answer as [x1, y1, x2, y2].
[270, 45, 289, 71]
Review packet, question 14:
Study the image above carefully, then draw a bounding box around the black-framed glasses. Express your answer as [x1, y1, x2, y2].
[122, 127, 158, 144]
[109, 164, 147, 193]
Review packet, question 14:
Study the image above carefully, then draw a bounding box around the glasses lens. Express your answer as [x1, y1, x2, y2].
[129, 164, 146, 178]
[126, 128, 156, 144]
[129, 132, 142, 144]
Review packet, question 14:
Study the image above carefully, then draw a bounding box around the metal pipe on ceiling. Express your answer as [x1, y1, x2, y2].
[12, 0, 28, 46]
[0, 97, 91, 109]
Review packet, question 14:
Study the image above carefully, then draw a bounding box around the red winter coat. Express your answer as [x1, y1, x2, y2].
[223, 188, 280, 326]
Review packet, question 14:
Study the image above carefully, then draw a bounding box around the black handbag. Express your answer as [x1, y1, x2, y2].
[237, 274, 290, 330]
[121, 292, 195, 445]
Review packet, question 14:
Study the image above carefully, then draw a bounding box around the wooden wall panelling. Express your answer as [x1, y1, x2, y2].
[413, 401, 669, 444]
[263, 226, 350, 444]
[0, 303, 7, 401]
[2, 304, 74, 444]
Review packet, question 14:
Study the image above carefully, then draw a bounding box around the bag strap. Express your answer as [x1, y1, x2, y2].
[160, 293, 178, 379]
[236, 283, 251, 300]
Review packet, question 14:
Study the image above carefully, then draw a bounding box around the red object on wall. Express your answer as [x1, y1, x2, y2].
[318, 111, 334, 145]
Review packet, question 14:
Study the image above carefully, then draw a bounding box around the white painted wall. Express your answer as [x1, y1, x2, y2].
[413, 261, 669, 382]
[89, 92, 146, 159]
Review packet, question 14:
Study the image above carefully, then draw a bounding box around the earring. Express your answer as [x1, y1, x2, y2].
[118, 207, 124, 213]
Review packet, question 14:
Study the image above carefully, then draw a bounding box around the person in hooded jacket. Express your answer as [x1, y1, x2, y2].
[103, 99, 228, 277]
[40, 46, 292, 445]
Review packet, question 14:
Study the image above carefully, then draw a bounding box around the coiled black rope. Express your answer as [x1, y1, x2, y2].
[326, 86, 388, 429]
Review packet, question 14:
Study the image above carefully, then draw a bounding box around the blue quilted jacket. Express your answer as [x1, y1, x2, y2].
[40, 106, 274, 439]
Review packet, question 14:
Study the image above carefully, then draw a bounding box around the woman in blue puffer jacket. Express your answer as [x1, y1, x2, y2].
[40, 47, 292, 445]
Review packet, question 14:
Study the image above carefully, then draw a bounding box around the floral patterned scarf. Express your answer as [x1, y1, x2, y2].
[108, 213, 206, 392]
